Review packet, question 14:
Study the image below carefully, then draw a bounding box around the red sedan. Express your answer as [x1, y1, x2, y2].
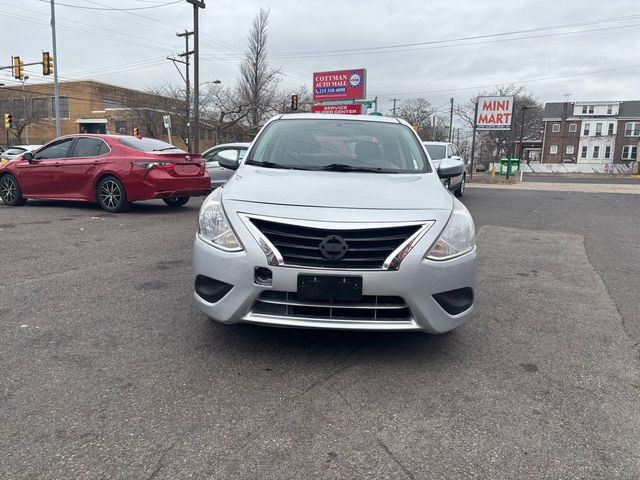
[0, 134, 210, 212]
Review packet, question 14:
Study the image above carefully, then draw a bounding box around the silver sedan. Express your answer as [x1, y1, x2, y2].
[201, 142, 250, 189]
[193, 114, 476, 333]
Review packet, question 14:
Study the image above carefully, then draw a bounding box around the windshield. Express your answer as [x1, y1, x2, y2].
[119, 137, 184, 153]
[424, 144, 446, 160]
[247, 119, 431, 173]
[4, 148, 26, 155]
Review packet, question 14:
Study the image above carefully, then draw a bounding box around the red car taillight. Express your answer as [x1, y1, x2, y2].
[131, 160, 173, 170]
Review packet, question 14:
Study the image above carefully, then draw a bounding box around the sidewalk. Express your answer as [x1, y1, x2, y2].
[467, 181, 640, 195]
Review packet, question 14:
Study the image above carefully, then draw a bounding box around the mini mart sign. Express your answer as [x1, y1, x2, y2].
[476, 96, 514, 130]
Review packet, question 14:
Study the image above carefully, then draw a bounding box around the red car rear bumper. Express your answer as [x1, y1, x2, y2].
[125, 169, 211, 201]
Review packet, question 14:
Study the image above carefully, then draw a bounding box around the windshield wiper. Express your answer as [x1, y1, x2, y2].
[320, 163, 397, 173]
[244, 159, 295, 169]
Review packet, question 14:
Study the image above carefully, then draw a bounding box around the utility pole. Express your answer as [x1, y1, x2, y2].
[169, 30, 193, 151]
[50, 0, 61, 137]
[469, 100, 479, 180]
[187, 0, 205, 153]
[448, 97, 454, 142]
[390, 98, 400, 117]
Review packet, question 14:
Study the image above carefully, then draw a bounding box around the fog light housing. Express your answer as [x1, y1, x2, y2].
[195, 275, 233, 303]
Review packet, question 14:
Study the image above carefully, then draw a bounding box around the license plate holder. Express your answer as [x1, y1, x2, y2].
[297, 275, 363, 302]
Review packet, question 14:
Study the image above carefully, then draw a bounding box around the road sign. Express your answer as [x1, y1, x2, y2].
[311, 104, 363, 115]
[313, 69, 367, 102]
[476, 96, 514, 130]
[163, 115, 171, 129]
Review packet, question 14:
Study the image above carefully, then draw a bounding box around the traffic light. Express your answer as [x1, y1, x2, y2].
[290, 94, 298, 111]
[42, 51, 54, 76]
[12, 56, 24, 79]
[133, 127, 140, 136]
[4, 113, 13, 129]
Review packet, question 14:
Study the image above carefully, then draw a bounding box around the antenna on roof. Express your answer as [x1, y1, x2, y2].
[562, 93, 572, 102]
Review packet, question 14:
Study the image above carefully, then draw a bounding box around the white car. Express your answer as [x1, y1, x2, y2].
[422, 141, 466, 197]
[0, 145, 42, 163]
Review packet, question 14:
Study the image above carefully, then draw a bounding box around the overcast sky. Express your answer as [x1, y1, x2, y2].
[1, 0, 639, 117]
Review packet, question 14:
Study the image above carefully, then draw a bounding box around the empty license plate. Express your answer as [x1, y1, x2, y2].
[297, 275, 363, 302]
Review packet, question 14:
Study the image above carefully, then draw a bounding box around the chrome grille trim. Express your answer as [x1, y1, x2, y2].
[238, 213, 434, 271]
[252, 291, 413, 322]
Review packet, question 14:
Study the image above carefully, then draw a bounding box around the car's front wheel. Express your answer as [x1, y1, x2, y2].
[0, 174, 26, 206]
[97, 176, 129, 212]
[454, 174, 466, 198]
[163, 196, 190, 207]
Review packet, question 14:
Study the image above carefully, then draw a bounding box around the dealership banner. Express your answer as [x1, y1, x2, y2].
[311, 104, 363, 115]
[313, 69, 367, 101]
[476, 96, 514, 130]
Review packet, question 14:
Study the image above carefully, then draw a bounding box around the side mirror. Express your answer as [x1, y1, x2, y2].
[438, 157, 464, 179]
[217, 150, 239, 170]
[22, 152, 33, 162]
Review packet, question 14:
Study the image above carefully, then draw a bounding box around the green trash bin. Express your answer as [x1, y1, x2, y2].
[499, 158, 520, 175]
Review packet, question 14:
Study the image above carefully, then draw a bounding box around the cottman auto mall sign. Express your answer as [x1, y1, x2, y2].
[313, 69, 367, 101]
[476, 96, 514, 130]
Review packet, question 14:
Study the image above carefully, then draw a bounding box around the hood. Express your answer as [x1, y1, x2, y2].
[222, 166, 453, 211]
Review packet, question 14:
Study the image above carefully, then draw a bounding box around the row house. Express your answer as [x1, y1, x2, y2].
[541, 100, 639, 164]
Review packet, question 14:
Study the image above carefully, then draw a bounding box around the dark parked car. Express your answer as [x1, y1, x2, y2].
[0, 134, 210, 212]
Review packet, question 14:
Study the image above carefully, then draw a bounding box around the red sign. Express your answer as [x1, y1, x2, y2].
[311, 104, 363, 115]
[313, 69, 367, 101]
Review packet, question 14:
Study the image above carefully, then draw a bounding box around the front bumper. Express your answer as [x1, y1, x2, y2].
[192, 234, 476, 334]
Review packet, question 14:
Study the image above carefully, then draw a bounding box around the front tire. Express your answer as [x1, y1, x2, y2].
[0, 174, 26, 206]
[97, 176, 129, 212]
[163, 196, 190, 207]
[454, 174, 465, 198]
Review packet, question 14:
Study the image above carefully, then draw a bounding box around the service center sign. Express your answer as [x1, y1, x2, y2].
[313, 69, 366, 101]
[311, 104, 363, 115]
[476, 96, 514, 130]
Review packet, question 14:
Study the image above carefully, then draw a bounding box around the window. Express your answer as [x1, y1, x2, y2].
[566, 145, 574, 155]
[207, 129, 213, 141]
[581, 146, 588, 158]
[605, 146, 611, 159]
[207, 149, 239, 163]
[31, 97, 49, 120]
[451, 145, 460, 157]
[595, 123, 602, 136]
[70, 137, 110, 157]
[115, 120, 128, 134]
[550, 145, 558, 154]
[588, 105, 594, 114]
[103, 99, 123, 109]
[582, 105, 588, 114]
[624, 122, 640, 137]
[592, 146, 600, 158]
[568, 123, 577, 133]
[608, 123, 614, 136]
[583, 123, 590, 136]
[552, 123, 560, 133]
[51, 96, 70, 119]
[33, 138, 74, 160]
[622, 146, 638, 160]
[607, 105, 613, 114]
[424, 144, 446, 160]
[119, 137, 183, 152]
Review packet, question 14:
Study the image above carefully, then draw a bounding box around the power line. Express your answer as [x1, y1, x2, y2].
[37, 0, 182, 11]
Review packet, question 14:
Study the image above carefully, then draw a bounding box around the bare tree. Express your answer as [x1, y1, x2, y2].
[456, 85, 543, 162]
[238, 8, 280, 131]
[272, 85, 312, 114]
[0, 91, 37, 143]
[395, 98, 432, 130]
[202, 84, 250, 144]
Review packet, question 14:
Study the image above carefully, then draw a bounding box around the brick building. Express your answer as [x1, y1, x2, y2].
[0, 80, 246, 151]
[542, 100, 640, 164]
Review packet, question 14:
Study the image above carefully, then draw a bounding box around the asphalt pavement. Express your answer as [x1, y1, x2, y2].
[1, 190, 639, 479]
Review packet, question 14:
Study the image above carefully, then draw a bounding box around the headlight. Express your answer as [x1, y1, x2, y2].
[198, 190, 242, 251]
[426, 199, 475, 261]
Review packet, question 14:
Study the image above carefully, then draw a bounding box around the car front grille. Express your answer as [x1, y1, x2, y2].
[249, 218, 422, 269]
[252, 291, 412, 322]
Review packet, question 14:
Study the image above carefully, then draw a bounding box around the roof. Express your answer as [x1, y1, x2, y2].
[543, 102, 571, 120]
[619, 101, 640, 118]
